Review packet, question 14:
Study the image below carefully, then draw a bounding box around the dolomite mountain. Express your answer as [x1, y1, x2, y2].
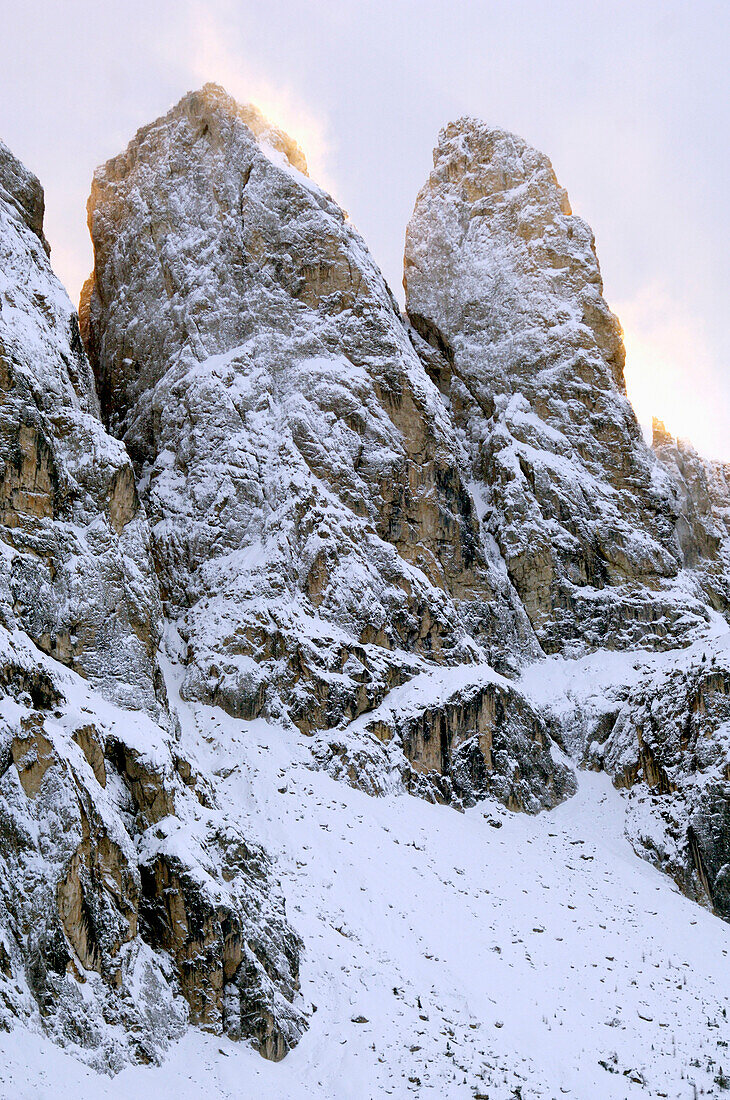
[2, 85, 730, 1095]
[0, 136, 305, 1071]
[404, 120, 710, 653]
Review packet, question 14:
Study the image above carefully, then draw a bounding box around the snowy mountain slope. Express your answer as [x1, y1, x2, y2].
[2, 87, 730, 1098]
[517, 617, 730, 921]
[3, 654, 729, 1097]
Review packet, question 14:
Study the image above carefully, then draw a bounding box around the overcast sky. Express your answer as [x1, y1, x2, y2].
[1, 0, 727, 456]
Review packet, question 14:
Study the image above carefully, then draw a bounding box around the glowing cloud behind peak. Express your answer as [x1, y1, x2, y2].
[617, 283, 725, 461]
[183, 3, 339, 201]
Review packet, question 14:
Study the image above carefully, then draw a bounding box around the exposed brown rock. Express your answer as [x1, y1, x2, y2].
[11, 714, 56, 797]
[81, 84, 536, 735]
[404, 120, 709, 654]
[72, 724, 106, 787]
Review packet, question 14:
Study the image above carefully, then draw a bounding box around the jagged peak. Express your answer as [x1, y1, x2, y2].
[90, 83, 308, 194]
[431, 116, 572, 216]
[652, 415, 673, 448]
[652, 416, 706, 459]
[0, 138, 50, 251]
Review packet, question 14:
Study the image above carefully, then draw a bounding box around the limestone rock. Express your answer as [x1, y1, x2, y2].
[0, 139, 162, 715]
[317, 666, 576, 812]
[0, 139, 305, 1068]
[404, 120, 709, 654]
[81, 85, 536, 733]
[0, 626, 305, 1068]
[586, 643, 730, 920]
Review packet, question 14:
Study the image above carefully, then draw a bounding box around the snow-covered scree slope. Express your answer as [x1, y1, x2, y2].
[4, 669, 730, 1098]
[520, 618, 730, 921]
[0, 139, 306, 1067]
[80, 84, 537, 738]
[404, 119, 712, 655]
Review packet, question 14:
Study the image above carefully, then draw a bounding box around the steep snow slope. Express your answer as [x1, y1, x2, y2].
[3, 654, 729, 1098]
[519, 616, 730, 921]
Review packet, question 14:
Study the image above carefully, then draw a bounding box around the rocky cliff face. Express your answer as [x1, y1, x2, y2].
[582, 638, 730, 920]
[404, 120, 710, 654]
[3, 87, 730, 1087]
[0, 140, 305, 1069]
[575, 419, 730, 919]
[652, 417, 730, 609]
[81, 85, 537, 737]
[81, 91, 729, 884]
[0, 140, 162, 715]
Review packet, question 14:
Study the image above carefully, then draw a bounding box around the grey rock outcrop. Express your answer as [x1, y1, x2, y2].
[0, 140, 305, 1069]
[81, 85, 537, 734]
[404, 120, 709, 654]
[652, 417, 730, 609]
[318, 667, 576, 812]
[585, 642, 730, 920]
[0, 628, 304, 1068]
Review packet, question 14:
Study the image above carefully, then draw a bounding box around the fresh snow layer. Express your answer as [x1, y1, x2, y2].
[4, 648, 730, 1099]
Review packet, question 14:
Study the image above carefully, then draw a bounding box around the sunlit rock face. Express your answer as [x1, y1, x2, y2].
[0, 140, 306, 1069]
[82, 84, 537, 733]
[404, 120, 709, 654]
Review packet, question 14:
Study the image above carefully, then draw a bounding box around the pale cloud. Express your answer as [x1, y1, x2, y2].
[48, 237, 93, 310]
[179, 1, 340, 201]
[617, 283, 725, 459]
[2, 1, 726, 457]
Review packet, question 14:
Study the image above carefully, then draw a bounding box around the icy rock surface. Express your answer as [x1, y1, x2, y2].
[586, 635, 730, 920]
[81, 85, 537, 737]
[404, 119, 710, 654]
[652, 416, 730, 610]
[0, 140, 305, 1068]
[0, 139, 161, 715]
